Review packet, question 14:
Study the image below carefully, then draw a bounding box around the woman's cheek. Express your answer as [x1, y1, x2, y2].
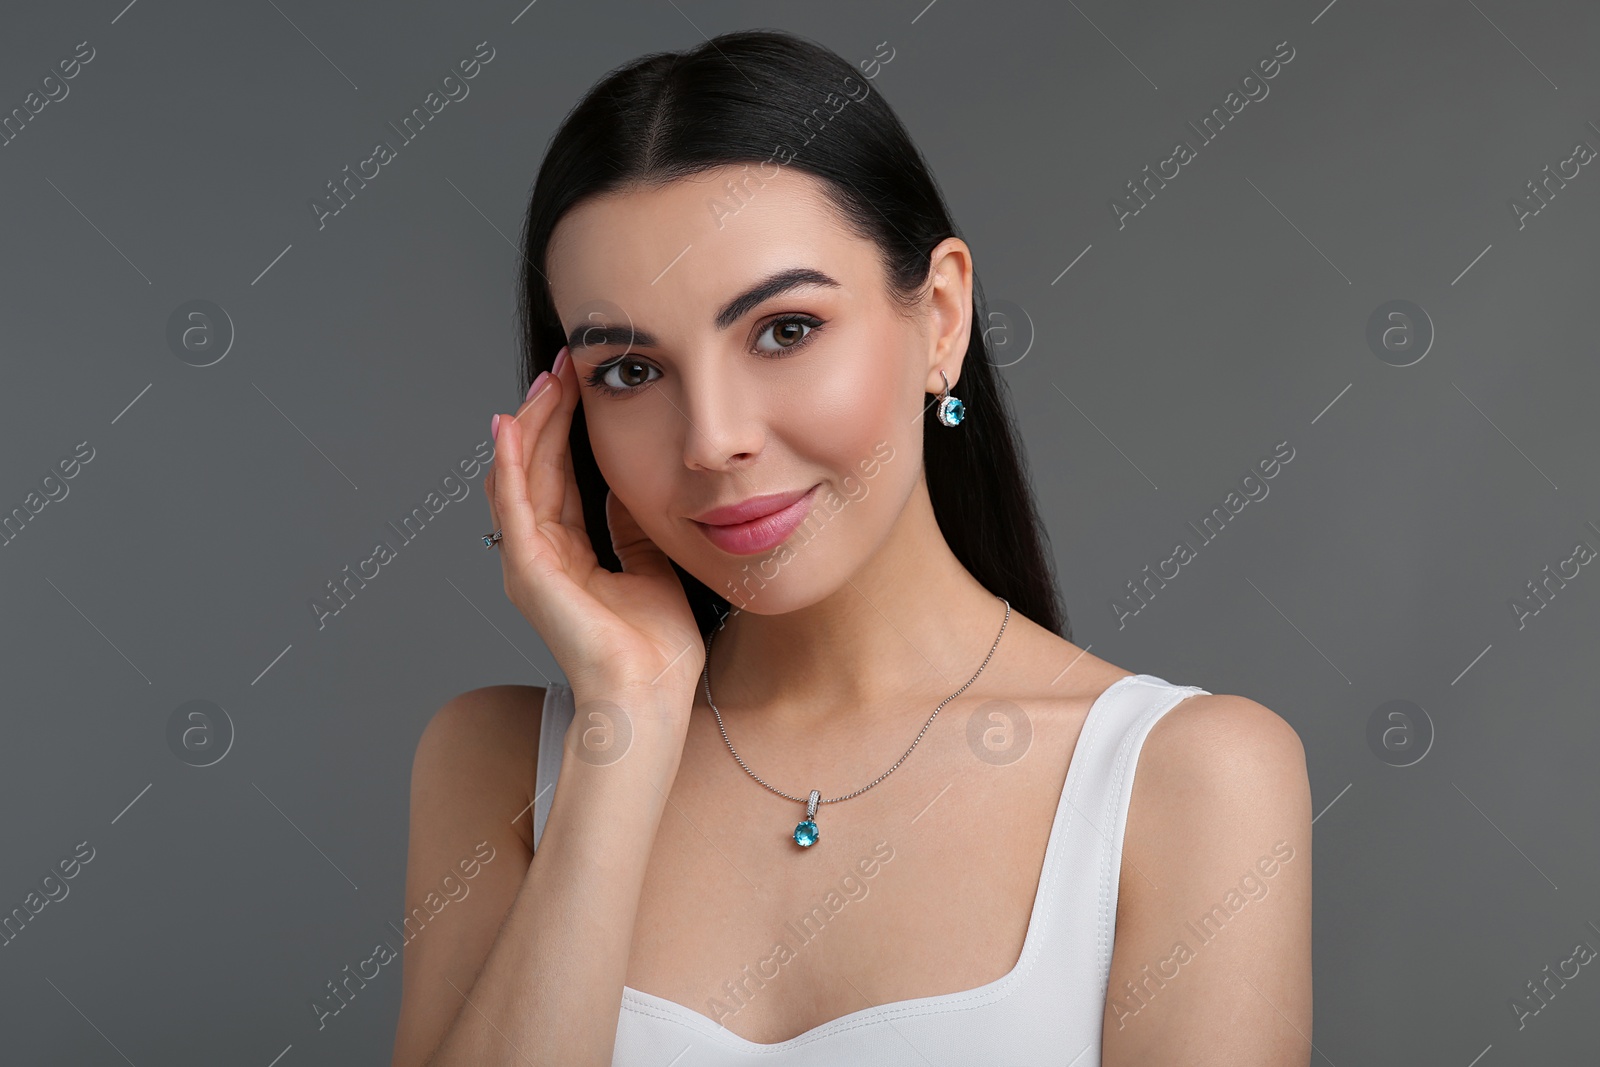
[799, 335, 909, 472]
[588, 412, 671, 530]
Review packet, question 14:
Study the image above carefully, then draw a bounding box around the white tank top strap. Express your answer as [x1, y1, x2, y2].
[1044, 673, 1212, 990]
[532, 682, 576, 853]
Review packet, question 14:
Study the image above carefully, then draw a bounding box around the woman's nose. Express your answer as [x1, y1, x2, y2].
[678, 375, 765, 472]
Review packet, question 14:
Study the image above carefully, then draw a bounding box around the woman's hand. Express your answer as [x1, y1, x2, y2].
[483, 346, 703, 714]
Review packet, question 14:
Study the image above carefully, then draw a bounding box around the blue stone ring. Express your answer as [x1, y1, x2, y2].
[483, 529, 503, 548]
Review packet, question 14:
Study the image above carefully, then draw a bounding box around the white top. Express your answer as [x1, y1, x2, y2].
[532, 672, 1210, 1065]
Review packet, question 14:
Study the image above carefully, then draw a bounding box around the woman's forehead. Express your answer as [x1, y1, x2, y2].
[548, 169, 873, 328]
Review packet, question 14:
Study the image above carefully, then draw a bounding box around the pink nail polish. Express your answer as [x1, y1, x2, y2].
[526, 371, 551, 401]
[552, 345, 569, 377]
[491, 413, 501, 440]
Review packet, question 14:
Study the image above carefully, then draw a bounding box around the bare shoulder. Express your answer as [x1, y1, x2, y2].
[416, 683, 546, 762]
[1142, 690, 1307, 783]
[1126, 690, 1309, 863]
[412, 684, 547, 856]
[1103, 688, 1313, 1063]
[392, 685, 547, 1067]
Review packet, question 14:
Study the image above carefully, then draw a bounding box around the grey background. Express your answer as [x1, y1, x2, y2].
[2, 0, 1597, 1062]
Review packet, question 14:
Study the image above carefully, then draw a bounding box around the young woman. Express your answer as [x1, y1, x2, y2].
[393, 28, 1311, 1067]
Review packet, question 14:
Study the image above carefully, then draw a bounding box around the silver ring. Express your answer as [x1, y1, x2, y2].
[482, 529, 503, 548]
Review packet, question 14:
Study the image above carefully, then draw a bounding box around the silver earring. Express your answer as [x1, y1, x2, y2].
[935, 370, 965, 427]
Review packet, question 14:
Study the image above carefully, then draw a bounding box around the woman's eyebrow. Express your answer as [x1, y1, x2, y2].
[565, 267, 841, 352]
[713, 267, 840, 330]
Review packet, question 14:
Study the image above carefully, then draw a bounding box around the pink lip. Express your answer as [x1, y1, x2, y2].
[691, 484, 821, 555]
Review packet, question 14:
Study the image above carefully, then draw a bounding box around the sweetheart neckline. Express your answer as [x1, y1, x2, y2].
[615, 672, 1148, 1050]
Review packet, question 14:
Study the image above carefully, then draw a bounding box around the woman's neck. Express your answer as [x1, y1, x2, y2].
[702, 479, 1013, 732]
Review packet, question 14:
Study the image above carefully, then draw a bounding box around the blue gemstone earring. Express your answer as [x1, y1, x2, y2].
[935, 369, 965, 427]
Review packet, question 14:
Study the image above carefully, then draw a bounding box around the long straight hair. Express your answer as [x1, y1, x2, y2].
[516, 28, 1071, 642]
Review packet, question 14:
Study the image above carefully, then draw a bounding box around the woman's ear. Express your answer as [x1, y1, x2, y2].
[923, 237, 974, 393]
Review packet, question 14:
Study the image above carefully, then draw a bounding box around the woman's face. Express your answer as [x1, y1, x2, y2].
[546, 165, 970, 613]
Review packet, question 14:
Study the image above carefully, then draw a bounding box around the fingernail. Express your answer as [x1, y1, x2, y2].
[491, 413, 501, 440]
[552, 345, 570, 377]
[526, 370, 551, 401]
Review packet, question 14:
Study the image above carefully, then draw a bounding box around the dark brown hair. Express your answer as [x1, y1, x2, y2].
[516, 28, 1071, 641]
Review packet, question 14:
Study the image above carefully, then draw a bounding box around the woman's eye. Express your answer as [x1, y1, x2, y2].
[593, 359, 661, 392]
[756, 315, 822, 354]
[584, 317, 822, 396]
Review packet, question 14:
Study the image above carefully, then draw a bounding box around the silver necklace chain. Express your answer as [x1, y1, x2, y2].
[700, 595, 1011, 808]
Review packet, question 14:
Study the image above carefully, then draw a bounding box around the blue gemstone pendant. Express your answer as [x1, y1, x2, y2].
[793, 789, 822, 848]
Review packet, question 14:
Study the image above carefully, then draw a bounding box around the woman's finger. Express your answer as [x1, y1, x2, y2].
[605, 487, 676, 579]
[482, 416, 501, 538]
[493, 385, 557, 557]
[529, 347, 584, 533]
[537, 348, 588, 534]
[551, 350, 588, 534]
[560, 441, 585, 533]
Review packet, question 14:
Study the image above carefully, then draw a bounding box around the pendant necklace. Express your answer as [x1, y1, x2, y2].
[700, 595, 1011, 850]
